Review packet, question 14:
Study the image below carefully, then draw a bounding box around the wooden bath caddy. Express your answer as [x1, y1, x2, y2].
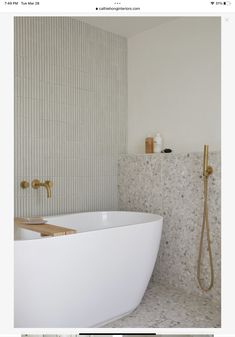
[15, 219, 76, 237]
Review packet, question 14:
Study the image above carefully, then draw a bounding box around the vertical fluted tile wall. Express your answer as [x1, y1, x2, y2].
[14, 17, 127, 216]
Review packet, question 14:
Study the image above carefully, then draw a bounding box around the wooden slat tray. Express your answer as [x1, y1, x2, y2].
[15, 220, 76, 237]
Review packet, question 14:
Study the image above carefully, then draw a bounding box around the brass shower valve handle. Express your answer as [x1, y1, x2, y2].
[31, 179, 53, 198]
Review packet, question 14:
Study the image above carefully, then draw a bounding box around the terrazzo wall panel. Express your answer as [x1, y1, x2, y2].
[118, 152, 220, 303]
[14, 17, 127, 216]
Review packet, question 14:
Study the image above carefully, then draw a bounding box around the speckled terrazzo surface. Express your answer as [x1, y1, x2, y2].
[118, 152, 221, 303]
[104, 281, 220, 328]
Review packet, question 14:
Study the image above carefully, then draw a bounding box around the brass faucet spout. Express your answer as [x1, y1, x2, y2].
[32, 179, 53, 198]
[42, 181, 52, 198]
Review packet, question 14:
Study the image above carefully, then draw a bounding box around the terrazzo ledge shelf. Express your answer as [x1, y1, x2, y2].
[118, 151, 221, 304]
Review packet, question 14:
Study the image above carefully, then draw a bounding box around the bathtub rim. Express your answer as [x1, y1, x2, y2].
[14, 210, 163, 242]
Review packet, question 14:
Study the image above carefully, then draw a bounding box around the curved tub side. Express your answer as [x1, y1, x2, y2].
[15, 219, 162, 327]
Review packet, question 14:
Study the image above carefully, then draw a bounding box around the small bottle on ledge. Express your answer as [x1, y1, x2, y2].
[153, 133, 162, 153]
[145, 136, 154, 153]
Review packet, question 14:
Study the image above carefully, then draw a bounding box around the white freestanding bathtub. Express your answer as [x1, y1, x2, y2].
[15, 211, 163, 327]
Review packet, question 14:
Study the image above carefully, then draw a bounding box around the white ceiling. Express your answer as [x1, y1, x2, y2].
[77, 17, 177, 38]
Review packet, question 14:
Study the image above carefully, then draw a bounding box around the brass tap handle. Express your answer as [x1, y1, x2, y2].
[31, 179, 41, 189]
[20, 180, 29, 189]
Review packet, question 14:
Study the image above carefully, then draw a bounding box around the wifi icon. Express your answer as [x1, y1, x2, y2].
[211, 1, 215, 3]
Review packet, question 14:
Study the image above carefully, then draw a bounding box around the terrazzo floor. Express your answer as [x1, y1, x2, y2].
[104, 281, 221, 328]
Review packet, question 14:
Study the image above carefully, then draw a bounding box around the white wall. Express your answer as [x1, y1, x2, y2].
[128, 17, 221, 153]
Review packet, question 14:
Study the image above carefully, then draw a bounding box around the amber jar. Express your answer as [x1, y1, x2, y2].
[145, 137, 154, 153]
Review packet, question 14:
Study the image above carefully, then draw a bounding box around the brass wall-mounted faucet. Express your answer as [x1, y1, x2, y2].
[32, 179, 53, 198]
